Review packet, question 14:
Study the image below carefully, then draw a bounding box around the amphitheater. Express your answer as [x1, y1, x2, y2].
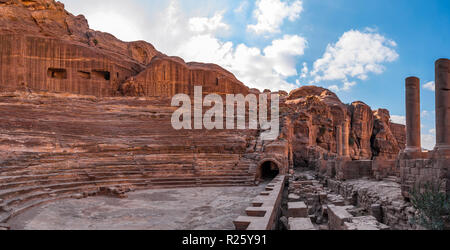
[0, 0, 449, 230]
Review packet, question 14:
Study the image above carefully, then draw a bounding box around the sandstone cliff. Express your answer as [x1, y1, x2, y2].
[0, 0, 248, 97]
[283, 86, 405, 167]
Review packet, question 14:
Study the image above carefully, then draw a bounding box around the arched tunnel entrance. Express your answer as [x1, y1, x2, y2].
[257, 161, 280, 181]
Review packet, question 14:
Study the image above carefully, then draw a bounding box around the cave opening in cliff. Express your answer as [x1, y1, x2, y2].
[259, 161, 280, 181]
[92, 70, 110, 81]
[47, 68, 67, 79]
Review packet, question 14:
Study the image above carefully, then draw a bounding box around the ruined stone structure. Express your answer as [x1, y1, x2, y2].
[400, 59, 450, 198]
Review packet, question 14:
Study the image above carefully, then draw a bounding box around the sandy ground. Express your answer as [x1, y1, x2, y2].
[8, 186, 265, 230]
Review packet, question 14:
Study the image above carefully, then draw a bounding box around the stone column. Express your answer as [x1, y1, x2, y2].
[336, 125, 342, 156]
[405, 77, 421, 153]
[435, 59, 450, 153]
[342, 120, 350, 157]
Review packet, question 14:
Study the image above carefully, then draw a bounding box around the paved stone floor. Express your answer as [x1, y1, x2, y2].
[8, 186, 265, 230]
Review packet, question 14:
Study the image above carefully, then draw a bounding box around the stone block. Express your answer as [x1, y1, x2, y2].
[343, 216, 390, 230]
[327, 205, 354, 230]
[289, 218, 316, 230]
[288, 194, 301, 202]
[288, 202, 308, 218]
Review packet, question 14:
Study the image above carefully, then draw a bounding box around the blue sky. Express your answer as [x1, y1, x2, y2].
[62, 0, 450, 149]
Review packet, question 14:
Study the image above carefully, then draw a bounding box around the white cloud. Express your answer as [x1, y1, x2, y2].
[234, 1, 249, 13]
[422, 110, 432, 117]
[310, 29, 399, 91]
[189, 12, 230, 34]
[391, 115, 406, 125]
[422, 133, 436, 150]
[263, 35, 308, 76]
[248, 0, 303, 34]
[300, 62, 308, 78]
[423, 81, 435, 91]
[179, 35, 306, 91]
[146, 1, 306, 92]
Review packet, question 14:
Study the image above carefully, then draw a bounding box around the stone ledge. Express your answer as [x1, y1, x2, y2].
[234, 175, 286, 230]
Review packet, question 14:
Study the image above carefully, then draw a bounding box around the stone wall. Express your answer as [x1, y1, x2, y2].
[335, 160, 373, 181]
[326, 178, 417, 230]
[390, 123, 406, 151]
[234, 175, 287, 230]
[372, 159, 399, 180]
[320, 159, 399, 181]
[399, 157, 450, 198]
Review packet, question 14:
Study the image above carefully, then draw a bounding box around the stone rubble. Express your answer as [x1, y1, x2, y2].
[282, 170, 393, 230]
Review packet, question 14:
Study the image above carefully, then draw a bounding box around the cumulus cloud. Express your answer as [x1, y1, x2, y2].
[310, 29, 399, 91]
[188, 12, 230, 34]
[423, 81, 435, 91]
[263, 35, 308, 76]
[248, 0, 303, 34]
[148, 2, 307, 92]
[391, 115, 406, 125]
[179, 35, 306, 91]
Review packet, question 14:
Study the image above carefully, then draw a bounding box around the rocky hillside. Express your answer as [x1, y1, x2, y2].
[283, 86, 405, 166]
[0, 0, 248, 96]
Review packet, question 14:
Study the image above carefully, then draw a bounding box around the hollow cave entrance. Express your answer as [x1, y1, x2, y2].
[259, 161, 280, 181]
[47, 68, 67, 79]
[92, 70, 111, 81]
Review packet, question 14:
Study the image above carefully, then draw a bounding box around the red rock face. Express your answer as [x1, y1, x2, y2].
[283, 87, 405, 166]
[0, 0, 247, 97]
[120, 56, 249, 97]
[372, 109, 403, 159]
[349, 101, 374, 160]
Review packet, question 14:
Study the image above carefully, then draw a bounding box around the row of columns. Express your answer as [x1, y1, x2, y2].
[404, 58, 450, 155]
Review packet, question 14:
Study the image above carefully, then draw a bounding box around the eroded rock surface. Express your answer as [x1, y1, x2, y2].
[0, 0, 247, 97]
[283, 87, 405, 167]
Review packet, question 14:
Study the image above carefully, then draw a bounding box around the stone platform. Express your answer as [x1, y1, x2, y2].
[7, 186, 264, 230]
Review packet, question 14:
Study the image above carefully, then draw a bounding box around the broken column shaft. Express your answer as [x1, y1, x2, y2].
[405, 77, 421, 153]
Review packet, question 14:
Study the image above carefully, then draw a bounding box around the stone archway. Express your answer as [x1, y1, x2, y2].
[256, 159, 281, 182]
